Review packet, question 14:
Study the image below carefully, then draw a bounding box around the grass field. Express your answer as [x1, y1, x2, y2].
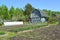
[0, 22, 59, 40]
[9, 24, 60, 40]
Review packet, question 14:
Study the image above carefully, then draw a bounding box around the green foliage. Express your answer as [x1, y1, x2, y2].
[43, 9, 59, 24]
[4, 32, 16, 39]
[15, 8, 25, 21]
[48, 17, 58, 24]
[24, 3, 33, 16]
[0, 5, 9, 20]
[43, 9, 60, 17]
[0, 5, 25, 21]
[24, 3, 35, 21]
[0, 23, 2, 26]
[0, 31, 5, 35]
[0, 4, 60, 22]
[9, 6, 15, 20]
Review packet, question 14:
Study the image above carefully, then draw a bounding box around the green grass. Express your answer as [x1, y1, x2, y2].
[4, 32, 16, 38]
[0, 32, 16, 40]
[0, 31, 5, 35]
[11, 22, 48, 32]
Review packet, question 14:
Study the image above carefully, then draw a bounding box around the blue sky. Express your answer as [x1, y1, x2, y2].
[0, 0, 60, 11]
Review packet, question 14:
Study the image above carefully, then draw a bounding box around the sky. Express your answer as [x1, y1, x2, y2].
[0, 0, 60, 11]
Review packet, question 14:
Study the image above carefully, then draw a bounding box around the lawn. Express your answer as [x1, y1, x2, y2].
[9, 24, 60, 40]
[0, 32, 16, 40]
[0, 22, 58, 40]
[0, 22, 48, 40]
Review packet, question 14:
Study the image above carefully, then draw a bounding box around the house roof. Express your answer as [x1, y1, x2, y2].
[40, 10, 48, 17]
[32, 9, 48, 17]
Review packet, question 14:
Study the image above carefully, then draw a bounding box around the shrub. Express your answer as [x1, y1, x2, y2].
[0, 31, 5, 35]
[0, 22, 3, 26]
[48, 17, 58, 24]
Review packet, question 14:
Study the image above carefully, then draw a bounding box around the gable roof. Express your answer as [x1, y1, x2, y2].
[32, 9, 48, 17]
[40, 10, 48, 17]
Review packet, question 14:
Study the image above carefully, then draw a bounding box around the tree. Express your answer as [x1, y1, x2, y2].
[15, 8, 25, 21]
[9, 6, 15, 20]
[1, 5, 9, 20]
[0, 6, 2, 18]
[24, 3, 35, 21]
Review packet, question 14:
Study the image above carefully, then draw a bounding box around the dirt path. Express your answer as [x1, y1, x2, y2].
[18, 30, 33, 33]
[0, 34, 8, 37]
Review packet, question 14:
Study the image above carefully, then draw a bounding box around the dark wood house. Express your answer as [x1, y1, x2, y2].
[30, 9, 48, 23]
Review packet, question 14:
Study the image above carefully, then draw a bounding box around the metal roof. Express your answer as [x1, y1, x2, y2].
[32, 9, 48, 17]
[40, 10, 48, 17]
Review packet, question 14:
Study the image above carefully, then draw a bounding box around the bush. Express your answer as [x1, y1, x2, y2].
[0, 31, 5, 35]
[0, 22, 3, 26]
[48, 17, 58, 24]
